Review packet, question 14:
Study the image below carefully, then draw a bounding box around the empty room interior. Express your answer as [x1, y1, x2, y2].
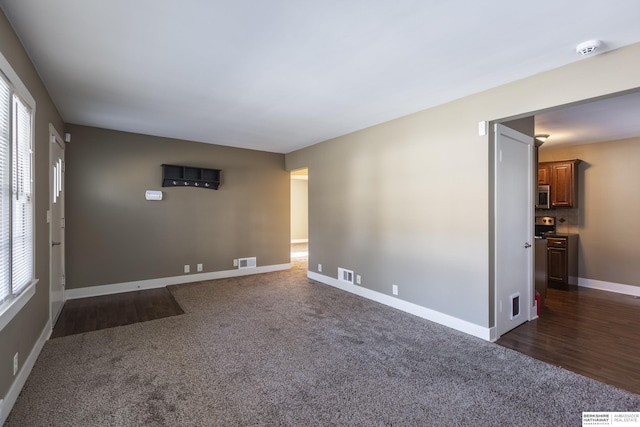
[1, 1, 640, 425]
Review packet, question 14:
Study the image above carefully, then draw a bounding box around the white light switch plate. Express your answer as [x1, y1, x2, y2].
[478, 121, 488, 136]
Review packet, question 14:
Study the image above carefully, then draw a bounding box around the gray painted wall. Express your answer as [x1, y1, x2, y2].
[65, 125, 290, 289]
[0, 10, 65, 398]
[539, 137, 640, 287]
[286, 42, 640, 329]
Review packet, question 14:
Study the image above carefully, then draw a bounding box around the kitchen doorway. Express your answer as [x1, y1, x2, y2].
[497, 89, 640, 394]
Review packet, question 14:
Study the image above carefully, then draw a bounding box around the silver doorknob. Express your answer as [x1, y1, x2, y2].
[524, 242, 531, 248]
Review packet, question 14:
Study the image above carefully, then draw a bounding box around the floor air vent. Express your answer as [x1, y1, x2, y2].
[238, 257, 257, 269]
[338, 268, 354, 284]
[510, 292, 521, 320]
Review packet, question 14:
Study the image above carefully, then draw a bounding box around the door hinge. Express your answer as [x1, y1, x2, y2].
[61, 275, 65, 287]
[61, 218, 65, 229]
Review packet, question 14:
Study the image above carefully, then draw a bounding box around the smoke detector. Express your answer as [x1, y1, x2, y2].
[576, 40, 602, 56]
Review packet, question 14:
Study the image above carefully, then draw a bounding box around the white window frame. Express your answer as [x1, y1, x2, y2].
[0, 50, 37, 332]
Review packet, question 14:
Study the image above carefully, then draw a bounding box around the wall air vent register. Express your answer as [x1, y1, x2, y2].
[338, 268, 354, 284]
[238, 257, 257, 269]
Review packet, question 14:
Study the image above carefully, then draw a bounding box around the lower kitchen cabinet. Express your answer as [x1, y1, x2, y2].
[547, 235, 579, 290]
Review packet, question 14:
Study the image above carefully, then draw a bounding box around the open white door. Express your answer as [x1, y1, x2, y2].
[49, 125, 65, 327]
[494, 123, 534, 337]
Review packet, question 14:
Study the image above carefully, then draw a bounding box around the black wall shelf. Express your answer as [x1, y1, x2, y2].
[162, 164, 221, 190]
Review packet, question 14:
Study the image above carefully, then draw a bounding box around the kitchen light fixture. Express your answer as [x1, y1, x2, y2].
[535, 134, 550, 142]
[576, 39, 601, 56]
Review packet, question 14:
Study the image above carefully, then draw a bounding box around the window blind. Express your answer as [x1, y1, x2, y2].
[0, 75, 10, 303]
[11, 94, 32, 295]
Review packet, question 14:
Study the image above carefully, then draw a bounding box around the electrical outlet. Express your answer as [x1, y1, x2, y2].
[233, 259, 238, 267]
[392, 284, 398, 295]
[356, 275, 361, 285]
[184, 265, 190, 273]
[197, 263, 203, 272]
[318, 263, 322, 272]
[13, 353, 18, 376]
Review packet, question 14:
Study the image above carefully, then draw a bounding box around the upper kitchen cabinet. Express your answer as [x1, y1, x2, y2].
[551, 160, 580, 207]
[539, 159, 581, 208]
[538, 164, 550, 185]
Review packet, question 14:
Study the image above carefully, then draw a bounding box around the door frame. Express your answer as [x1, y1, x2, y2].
[290, 168, 309, 258]
[49, 124, 66, 327]
[492, 123, 535, 339]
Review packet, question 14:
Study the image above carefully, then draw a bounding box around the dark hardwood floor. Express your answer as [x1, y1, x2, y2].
[497, 287, 640, 395]
[51, 287, 184, 338]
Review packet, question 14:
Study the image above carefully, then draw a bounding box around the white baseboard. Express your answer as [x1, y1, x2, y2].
[0, 318, 51, 425]
[66, 263, 291, 300]
[291, 239, 308, 244]
[578, 277, 640, 296]
[307, 271, 494, 342]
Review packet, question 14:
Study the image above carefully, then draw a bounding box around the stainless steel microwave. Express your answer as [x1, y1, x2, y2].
[536, 185, 550, 209]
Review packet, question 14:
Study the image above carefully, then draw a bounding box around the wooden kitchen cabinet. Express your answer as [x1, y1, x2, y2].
[547, 235, 578, 290]
[538, 164, 550, 185]
[538, 159, 581, 207]
[551, 160, 579, 207]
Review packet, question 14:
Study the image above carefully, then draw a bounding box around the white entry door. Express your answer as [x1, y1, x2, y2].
[494, 123, 534, 337]
[50, 126, 65, 327]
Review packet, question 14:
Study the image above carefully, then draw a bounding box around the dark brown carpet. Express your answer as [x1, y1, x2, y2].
[7, 259, 640, 426]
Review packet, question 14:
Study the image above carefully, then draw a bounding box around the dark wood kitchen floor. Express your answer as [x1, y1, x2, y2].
[497, 287, 640, 395]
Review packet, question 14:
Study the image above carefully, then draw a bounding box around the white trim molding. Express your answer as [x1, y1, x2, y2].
[291, 239, 308, 244]
[0, 318, 51, 426]
[66, 264, 291, 300]
[307, 271, 494, 342]
[579, 277, 640, 297]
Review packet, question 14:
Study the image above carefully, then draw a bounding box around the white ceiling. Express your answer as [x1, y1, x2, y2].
[535, 90, 640, 148]
[2, 1, 640, 153]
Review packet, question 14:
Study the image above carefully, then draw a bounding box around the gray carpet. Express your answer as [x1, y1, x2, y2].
[6, 259, 640, 426]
